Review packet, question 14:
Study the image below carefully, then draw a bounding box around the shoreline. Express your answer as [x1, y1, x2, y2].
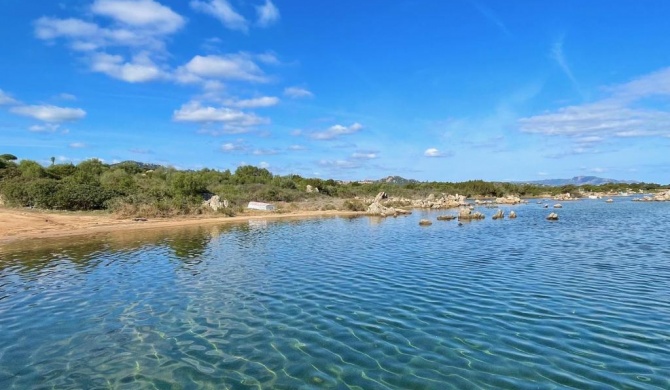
[0, 207, 364, 245]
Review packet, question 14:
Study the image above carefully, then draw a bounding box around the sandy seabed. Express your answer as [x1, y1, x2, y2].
[0, 207, 363, 244]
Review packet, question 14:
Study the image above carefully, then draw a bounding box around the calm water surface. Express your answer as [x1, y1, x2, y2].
[1, 200, 669, 389]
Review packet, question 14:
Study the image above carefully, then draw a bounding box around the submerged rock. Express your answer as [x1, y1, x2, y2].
[419, 219, 432, 226]
[509, 210, 517, 219]
[436, 215, 457, 221]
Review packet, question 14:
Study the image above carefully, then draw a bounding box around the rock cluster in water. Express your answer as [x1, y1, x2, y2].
[492, 209, 504, 220]
[458, 208, 485, 221]
[633, 190, 670, 202]
[367, 192, 411, 217]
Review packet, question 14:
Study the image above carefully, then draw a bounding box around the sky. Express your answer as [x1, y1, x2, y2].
[1, 0, 670, 183]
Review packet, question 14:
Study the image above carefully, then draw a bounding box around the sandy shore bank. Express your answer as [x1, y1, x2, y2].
[0, 207, 364, 244]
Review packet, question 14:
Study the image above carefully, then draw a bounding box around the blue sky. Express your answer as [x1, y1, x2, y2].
[1, 0, 670, 183]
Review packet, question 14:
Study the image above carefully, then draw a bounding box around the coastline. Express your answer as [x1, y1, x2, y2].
[0, 207, 364, 245]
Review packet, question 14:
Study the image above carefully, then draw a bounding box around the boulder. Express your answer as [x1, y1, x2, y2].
[495, 195, 522, 205]
[606, 198, 614, 203]
[553, 204, 562, 208]
[492, 209, 504, 220]
[419, 219, 432, 226]
[306, 185, 314, 193]
[509, 210, 517, 219]
[546, 212, 559, 221]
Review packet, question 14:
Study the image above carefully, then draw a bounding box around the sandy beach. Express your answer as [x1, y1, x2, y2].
[0, 207, 363, 244]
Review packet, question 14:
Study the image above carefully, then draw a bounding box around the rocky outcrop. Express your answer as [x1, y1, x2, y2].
[306, 185, 319, 193]
[634, 190, 670, 202]
[554, 193, 572, 201]
[495, 196, 522, 205]
[458, 208, 485, 221]
[411, 193, 467, 209]
[419, 219, 432, 226]
[374, 191, 388, 203]
[492, 209, 504, 220]
[546, 212, 559, 221]
[367, 192, 410, 217]
[509, 210, 517, 219]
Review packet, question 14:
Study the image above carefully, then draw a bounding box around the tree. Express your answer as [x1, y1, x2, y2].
[0, 154, 17, 161]
[50, 156, 56, 166]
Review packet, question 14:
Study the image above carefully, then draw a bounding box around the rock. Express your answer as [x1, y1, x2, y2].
[436, 215, 457, 221]
[419, 219, 432, 226]
[553, 204, 562, 208]
[546, 212, 559, 221]
[458, 208, 485, 221]
[426, 193, 436, 201]
[509, 210, 517, 219]
[306, 185, 314, 193]
[492, 209, 504, 220]
[543, 204, 549, 208]
[606, 198, 614, 203]
[204, 195, 224, 211]
[554, 193, 572, 201]
[223, 199, 229, 208]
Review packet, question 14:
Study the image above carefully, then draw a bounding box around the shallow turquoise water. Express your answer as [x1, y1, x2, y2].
[1, 199, 669, 389]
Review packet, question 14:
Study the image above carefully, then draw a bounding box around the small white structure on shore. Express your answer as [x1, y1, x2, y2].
[247, 201, 276, 211]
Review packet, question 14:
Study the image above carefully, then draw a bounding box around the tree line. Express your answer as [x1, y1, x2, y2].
[0, 154, 663, 216]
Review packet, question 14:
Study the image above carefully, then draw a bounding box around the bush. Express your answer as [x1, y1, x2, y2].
[53, 182, 115, 210]
[342, 200, 366, 211]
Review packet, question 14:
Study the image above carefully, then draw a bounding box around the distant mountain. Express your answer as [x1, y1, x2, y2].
[377, 175, 419, 185]
[518, 176, 638, 186]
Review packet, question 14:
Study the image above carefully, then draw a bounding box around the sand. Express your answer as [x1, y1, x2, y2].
[0, 207, 363, 244]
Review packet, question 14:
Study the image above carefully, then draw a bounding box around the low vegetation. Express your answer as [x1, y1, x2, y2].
[0, 154, 664, 217]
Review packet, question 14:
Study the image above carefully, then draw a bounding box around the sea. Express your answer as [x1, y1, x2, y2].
[1, 198, 669, 389]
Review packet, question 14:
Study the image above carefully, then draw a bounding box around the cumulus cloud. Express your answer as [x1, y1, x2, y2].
[91, 0, 184, 33]
[256, 0, 280, 27]
[173, 101, 268, 129]
[518, 66, 670, 153]
[175, 54, 268, 84]
[310, 123, 363, 140]
[225, 96, 279, 108]
[91, 52, 164, 82]
[10, 104, 86, 123]
[0, 89, 18, 105]
[284, 86, 313, 99]
[190, 0, 248, 32]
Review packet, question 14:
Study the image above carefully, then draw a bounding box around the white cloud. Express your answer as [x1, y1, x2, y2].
[318, 159, 360, 169]
[91, 0, 185, 34]
[424, 148, 443, 157]
[518, 66, 670, 150]
[551, 35, 581, 94]
[288, 144, 306, 151]
[221, 142, 245, 152]
[590, 167, 606, 173]
[351, 151, 378, 160]
[29, 124, 61, 133]
[69, 142, 87, 148]
[252, 148, 280, 156]
[91, 52, 164, 82]
[256, 0, 280, 27]
[310, 123, 363, 140]
[10, 104, 86, 123]
[190, 0, 248, 32]
[173, 101, 268, 128]
[258, 161, 270, 169]
[284, 86, 313, 99]
[175, 54, 268, 84]
[0, 89, 18, 105]
[225, 96, 279, 108]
